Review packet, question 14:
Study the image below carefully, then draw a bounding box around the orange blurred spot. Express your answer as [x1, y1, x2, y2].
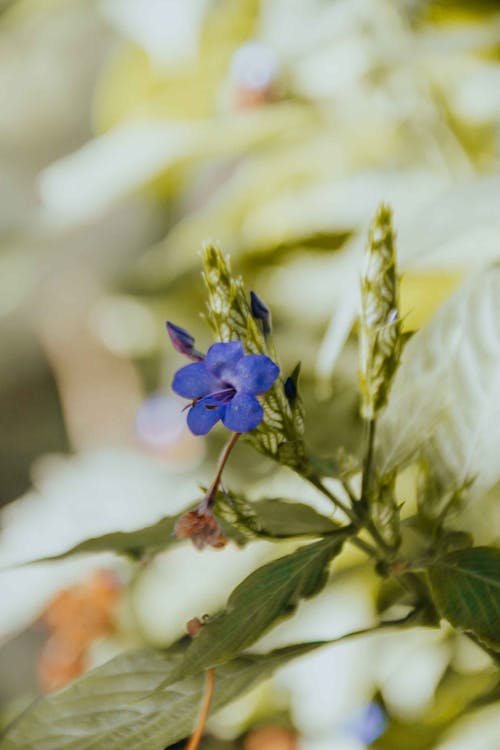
[244, 726, 297, 750]
[36, 570, 121, 693]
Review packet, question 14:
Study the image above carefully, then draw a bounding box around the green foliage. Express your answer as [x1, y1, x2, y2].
[14, 497, 339, 567]
[11, 514, 180, 565]
[427, 547, 500, 651]
[0, 642, 319, 750]
[160, 534, 348, 686]
[5, 206, 500, 749]
[215, 493, 340, 539]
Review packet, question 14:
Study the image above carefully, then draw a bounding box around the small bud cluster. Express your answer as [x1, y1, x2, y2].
[174, 508, 228, 550]
[359, 205, 401, 420]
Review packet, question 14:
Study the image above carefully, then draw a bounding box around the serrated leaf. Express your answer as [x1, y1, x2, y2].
[0, 642, 318, 750]
[427, 546, 500, 651]
[377, 267, 500, 498]
[164, 534, 348, 684]
[216, 494, 339, 540]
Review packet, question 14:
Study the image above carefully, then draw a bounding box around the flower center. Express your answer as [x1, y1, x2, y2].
[210, 384, 236, 404]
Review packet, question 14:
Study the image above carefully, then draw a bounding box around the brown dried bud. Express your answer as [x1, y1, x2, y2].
[186, 617, 208, 637]
[174, 508, 228, 550]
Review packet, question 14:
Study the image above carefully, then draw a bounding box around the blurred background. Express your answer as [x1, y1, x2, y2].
[1, 1, 500, 748]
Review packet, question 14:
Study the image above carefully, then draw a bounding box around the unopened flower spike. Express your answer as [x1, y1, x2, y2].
[250, 290, 271, 335]
[359, 204, 402, 419]
[166, 321, 205, 361]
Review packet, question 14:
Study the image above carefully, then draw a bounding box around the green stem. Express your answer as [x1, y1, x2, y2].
[307, 473, 358, 524]
[360, 418, 376, 506]
[348, 535, 380, 558]
[341, 478, 358, 504]
[301, 472, 379, 559]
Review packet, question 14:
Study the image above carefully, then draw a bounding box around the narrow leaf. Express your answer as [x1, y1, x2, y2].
[427, 546, 500, 650]
[13, 514, 180, 565]
[216, 494, 339, 539]
[0, 642, 318, 750]
[165, 534, 348, 683]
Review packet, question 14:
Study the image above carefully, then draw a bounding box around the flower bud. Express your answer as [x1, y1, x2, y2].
[284, 376, 297, 405]
[174, 508, 228, 550]
[250, 291, 271, 335]
[166, 321, 204, 361]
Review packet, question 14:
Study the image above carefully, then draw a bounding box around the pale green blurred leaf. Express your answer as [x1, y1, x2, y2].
[377, 266, 500, 498]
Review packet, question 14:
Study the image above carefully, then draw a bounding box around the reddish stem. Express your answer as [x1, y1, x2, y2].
[199, 432, 241, 511]
[185, 668, 216, 750]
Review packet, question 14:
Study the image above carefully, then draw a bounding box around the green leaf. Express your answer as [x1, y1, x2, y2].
[427, 546, 500, 650]
[164, 534, 348, 684]
[377, 267, 500, 499]
[216, 494, 339, 540]
[0, 642, 318, 750]
[14, 514, 181, 565]
[14, 497, 338, 567]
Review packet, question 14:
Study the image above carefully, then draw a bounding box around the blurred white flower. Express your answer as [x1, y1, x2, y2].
[99, 0, 209, 69]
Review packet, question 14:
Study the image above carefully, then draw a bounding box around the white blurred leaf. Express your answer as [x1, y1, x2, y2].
[377, 266, 500, 498]
[39, 105, 309, 225]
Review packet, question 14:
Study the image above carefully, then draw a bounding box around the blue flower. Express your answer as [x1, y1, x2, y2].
[172, 340, 280, 435]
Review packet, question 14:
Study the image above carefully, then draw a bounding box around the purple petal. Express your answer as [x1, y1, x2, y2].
[222, 392, 263, 432]
[205, 341, 244, 380]
[232, 354, 280, 395]
[172, 362, 220, 399]
[187, 399, 225, 435]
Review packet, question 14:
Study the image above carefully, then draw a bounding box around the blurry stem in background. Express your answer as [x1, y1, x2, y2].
[305, 473, 379, 558]
[341, 478, 358, 505]
[360, 418, 376, 508]
[359, 418, 400, 555]
[185, 667, 215, 750]
[307, 473, 358, 524]
[200, 432, 241, 511]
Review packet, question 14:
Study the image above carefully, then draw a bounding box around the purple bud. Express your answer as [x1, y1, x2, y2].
[284, 362, 301, 406]
[250, 291, 271, 335]
[166, 322, 205, 361]
[284, 376, 297, 404]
